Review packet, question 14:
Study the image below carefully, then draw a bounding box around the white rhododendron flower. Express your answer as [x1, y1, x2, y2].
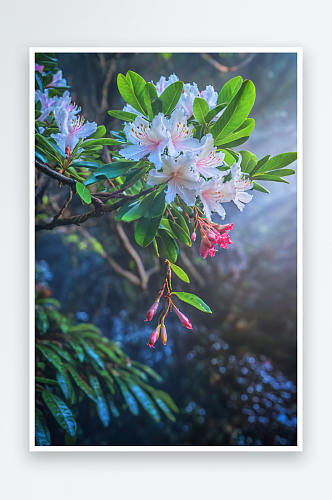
[121, 114, 169, 168]
[200, 85, 218, 109]
[163, 108, 200, 156]
[230, 155, 253, 210]
[195, 133, 225, 178]
[45, 70, 67, 88]
[154, 74, 179, 96]
[147, 152, 200, 206]
[197, 174, 234, 221]
[35, 90, 58, 122]
[51, 109, 97, 153]
[178, 82, 200, 118]
[53, 91, 81, 127]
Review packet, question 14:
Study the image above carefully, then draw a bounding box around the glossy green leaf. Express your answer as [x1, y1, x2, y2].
[252, 181, 270, 194]
[151, 98, 163, 116]
[81, 341, 105, 369]
[254, 152, 297, 174]
[218, 137, 250, 149]
[239, 150, 258, 174]
[66, 364, 97, 402]
[252, 174, 289, 184]
[250, 155, 270, 176]
[76, 182, 92, 205]
[72, 161, 101, 169]
[170, 206, 190, 235]
[173, 292, 212, 313]
[217, 118, 255, 147]
[68, 340, 85, 362]
[35, 408, 51, 446]
[126, 71, 147, 113]
[154, 389, 179, 413]
[193, 97, 209, 125]
[82, 138, 125, 147]
[158, 228, 179, 263]
[36, 344, 63, 371]
[205, 104, 228, 124]
[131, 361, 163, 382]
[144, 190, 166, 218]
[115, 378, 139, 415]
[118, 192, 157, 222]
[144, 82, 159, 120]
[35, 134, 65, 158]
[169, 263, 190, 283]
[42, 391, 77, 437]
[217, 76, 243, 105]
[89, 375, 110, 428]
[265, 168, 295, 177]
[135, 215, 162, 247]
[109, 399, 120, 417]
[89, 125, 106, 139]
[160, 81, 183, 115]
[152, 238, 159, 257]
[212, 80, 256, 144]
[35, 151, 47, 163]
[108, 110, 137, 121]
[169, 220, 192, 246]
[35, 377, 59, 386]
[117, 73, 146, 116]
[46, 343, 75, 364]
[94, 161, 137, 180]
[153, 395, 176, 422]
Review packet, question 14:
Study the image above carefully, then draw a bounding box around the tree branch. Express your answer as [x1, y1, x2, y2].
[35, 159, 77, 189]
[201, 53, 256, 73]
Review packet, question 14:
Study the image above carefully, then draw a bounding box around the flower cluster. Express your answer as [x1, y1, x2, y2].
[145, 260, 193, 348]
[191, 207, 233, 259]
[120, 74, 253, 256]
[35, 88, 97, 156]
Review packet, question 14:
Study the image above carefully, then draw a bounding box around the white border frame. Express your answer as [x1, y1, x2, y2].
[30, 47, 302, 452]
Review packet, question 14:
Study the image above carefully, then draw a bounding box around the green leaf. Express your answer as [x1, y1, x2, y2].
[158, 228, 179, 263]
[35, 408, 51, 446]
[36, 344, 63, 371]
[193, 97, 209, 125]
[154, 389, 179, 413]
[151, 392, 176, 422]
[81, 342, 105, 369]
[56, 368, 76, 404]
[205, 104, 228, 124]
[82, 138, 125, 147]
[251, 174, 289, 184]
[117, 73, 146, 116]
[72, 161, 101, 170]
[117, 192, 157, 222]
[170, 206, 190, 235]
[35, 151, 47, 163]
[66, 364, 97, 402]
[68, 340, 85, 362]
[151, 98, 163, 116]
[265, 168, 295, 177]
[218, 137, 250, 149]
[108, 110, 137, 121]
[35, 134, 65, 159]
[152, 237, 159, 257]
[217, 118, 255, 147]
[35, 377, 59, 386]
[76, 182, 92, 204]
[93, 161, 137, 180]
[89, 375, 110, 428]
[109, 399, 120, 417]
[212, 80, 256, 144]
[131, 360, 163, 382]
[217, 76, 243, 105]
[126, 71, 147, 113]
[252, 181, 270, 194]
[169, 220, 192, 246]
[135, 215, 162, 247]
[144, 190, 166, 218]
[254, 152, 297, 174]
[239, 150, 258, 174]
[169, 263, 190, 283]
[89, 125, 106, 139]
[159, 81, 183, 115]
[125, 378, 160, 422]
[46, 343, 75, 364]
[115, 378, 139, 415]
[173, 292, 212, 313]
[42, 391, 77, 437]
[144, 82, 159, 120]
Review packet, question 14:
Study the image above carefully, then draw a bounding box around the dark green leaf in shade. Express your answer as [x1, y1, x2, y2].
[64, 432, 77, 445]
[151, 98, 163, 116]
[169, 263, 190, 283]
[35, 408, 51, 446]
[144, 190, 166, 218]
[93, 161, 137, 180]
[36, 344, 63, 371]
[35, 377, 59, 386]
[72, 161, 101, 170]
[89, 375, 110, 428]
[109, 399, 120, 418]
[115, 378, 139, 415]
[169, 220, 192, 246]
[56, 368, 76, 404]
[68, 340, 85, 362]
[159, 81, 184, 115]
[117, 191, 157, 222]
[158, 228, 179, 263]
[170, 206, 190, 234]
[81, 341, 105, 369]
[125, 379, 160, 422]
[65, 364, 97, 402]
[135, 215, 162, 247]
[131, 360, 163, 382]
[173, 292, 212, 313]
[41, 391, 77, 437]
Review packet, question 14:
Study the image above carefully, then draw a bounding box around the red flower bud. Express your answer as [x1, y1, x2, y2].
[160, 324, 167, 345]
[65, 145, 71, 158]
[191, 232, 196, 242]
[145, 299, 159, 322]
[147, 326, 160, 348]
[173, 306, 193, 330]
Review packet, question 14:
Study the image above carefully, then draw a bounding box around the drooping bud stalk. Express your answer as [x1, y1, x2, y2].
[147, 326, 161, 348]
[160, 323, 167, 345]
[173, 306, 193, 330]
[144, 299, 160, 322]
[191, 232, 196, 242]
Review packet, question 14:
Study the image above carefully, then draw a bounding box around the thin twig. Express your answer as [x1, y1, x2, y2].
[201, 53, 256, 73]
[35, 159, 76, 189]
[53, 188, 73, 221]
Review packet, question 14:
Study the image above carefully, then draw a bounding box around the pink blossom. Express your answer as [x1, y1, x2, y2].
[199, 235, 217, 259]
[145, 300, 159, 322]
[173, 306, 193, 330]
[35, 64, 44, 73]
[147, 326, 160, 348]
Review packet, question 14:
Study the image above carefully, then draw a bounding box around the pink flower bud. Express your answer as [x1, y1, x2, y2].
[160, 324, 167, 345]
[199, 235, 216, 259]
[145, 299, 159, 322]
[205, 229, 218, 243]
[147, 326, 160, 348]
[173, 306, 193, 330]
[191, 232, 196, 242]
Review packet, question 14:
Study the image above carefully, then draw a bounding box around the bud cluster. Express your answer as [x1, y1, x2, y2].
[191, 207, 233, 259]
[145, 260, 193, 348]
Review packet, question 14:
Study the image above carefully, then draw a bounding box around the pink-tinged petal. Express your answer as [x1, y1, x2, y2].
[173, 306, 193, 329]
[145, 300, 160, 322]
[147, 326, 160, 348]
